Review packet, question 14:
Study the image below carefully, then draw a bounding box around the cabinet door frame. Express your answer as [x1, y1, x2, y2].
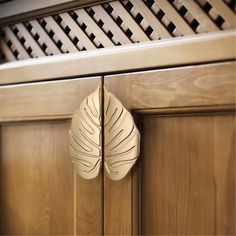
[103, 61, 236, 235]
[0, 76, 104, 235]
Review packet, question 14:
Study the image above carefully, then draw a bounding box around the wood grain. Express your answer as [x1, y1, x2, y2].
[141, 113, 235, 235]
[0, 39, 16, 61]
[29, 19, 61, 55]
[76, 175, 103, 235]
[0, 77, 101, 121]
[108, 1, 149, 42]
[150, 0, 194, 35]
[74, 8, 114, 47]
[0, 30, 234, 85]
[129, 0, 171, 39]
[2, 26, 30, 60]
[90, 5, 131, 45]
[13, 23, 46, 57]
[0, 121, 74, 234]
[178, 0, 219, 33]
[104, 174, 133, 235]
[105, 61, 236, 110]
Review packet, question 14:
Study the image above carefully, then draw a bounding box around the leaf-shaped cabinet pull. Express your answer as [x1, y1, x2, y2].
[69, 86, 140, 180]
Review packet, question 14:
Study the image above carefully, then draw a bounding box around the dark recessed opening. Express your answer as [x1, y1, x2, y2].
[12, 27, 19, 35]
[81, 23, 87, 31]
[105, 4, 113, 14]
[125, 28, 133, 38]
[215, 15, 225, 28]
[7, 40, 12, 47]
[40, 19, 47, 28]
[116, 16, 123, 26]
[190, 19, 200, 30]
[56, 40, 63, 48]
[70, 11, 78, 20]
[202, 2, 212, 13]
[167, 22, 176, 33]
[64, 26, 71, 34]
[25, 23, 32, 31]
[20, 37, 26, 44]
[73, 36, 79, 45]
[27, 47, 32, 54]
[124, 1, 133, 11]
[54, 15, 62, 24]
[87, 8, 95, 17]
[13, 50, 19, 57]
[156, 9, 165, 20]
[145, 0, 154, 8]
[42, 43, 47, 51]
[135, 13, 144, 24]
[179, 5, 187, 16]
[145, 25, 154, 36]
[89, 33, 95, 41]
[98, 19, 104, 27]
[107, 30, 114, 39]
[34, 33, 40, 41]
[48, 30, 55, 38]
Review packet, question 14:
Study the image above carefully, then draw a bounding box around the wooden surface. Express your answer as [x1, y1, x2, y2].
[0, 120, 103, 235]
[0, 121, 74, 234]
[0, 0, 112, 26]
[0, 30, 235, 85]
[104, 59, 236, 235]
[141, 113, 235, 235]
[104, 175, 133, 235]
[105, 61, 236, 110]
[0, 77, 101, 122]
[76, 175, 103, 235]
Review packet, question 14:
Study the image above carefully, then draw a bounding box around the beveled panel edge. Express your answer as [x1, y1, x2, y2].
[0, 30, 235, 85]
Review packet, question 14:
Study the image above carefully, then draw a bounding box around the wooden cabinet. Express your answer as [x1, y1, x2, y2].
[0, 78, 103, 235]
[0, 31, 235, 235]
[104, 61, 235, 235]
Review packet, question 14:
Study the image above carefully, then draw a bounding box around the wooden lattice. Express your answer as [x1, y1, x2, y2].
[0, 0, 235, 62]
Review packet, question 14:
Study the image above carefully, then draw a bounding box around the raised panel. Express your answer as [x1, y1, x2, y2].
[141, 113, 235, 235]
[0, 121, 74, 234]
[0, 120, 103, 235]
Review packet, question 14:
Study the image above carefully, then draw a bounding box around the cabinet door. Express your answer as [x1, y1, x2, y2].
[0, 77, 102, 235]
[104, 62, 236, 235]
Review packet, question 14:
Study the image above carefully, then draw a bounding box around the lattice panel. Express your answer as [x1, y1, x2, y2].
[0, 0, 235, 63]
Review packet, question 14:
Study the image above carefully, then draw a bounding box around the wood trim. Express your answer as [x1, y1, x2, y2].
[104, 61, 236, 111]
[0, 0, 113, 26]
[0, 30, 235, 85]
[0, 77, 101, 122]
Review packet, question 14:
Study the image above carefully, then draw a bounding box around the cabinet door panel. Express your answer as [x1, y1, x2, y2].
[141, 113, 235, 235]
[0, 121, 74, 234]
[0, 77, 103, 235]
[104, 61, 235, 235]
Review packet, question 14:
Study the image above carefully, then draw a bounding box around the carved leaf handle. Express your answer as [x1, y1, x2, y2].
[104, 87, 140, 180]
[69, 86, 140, 180]
[69, 87, 102, 179]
